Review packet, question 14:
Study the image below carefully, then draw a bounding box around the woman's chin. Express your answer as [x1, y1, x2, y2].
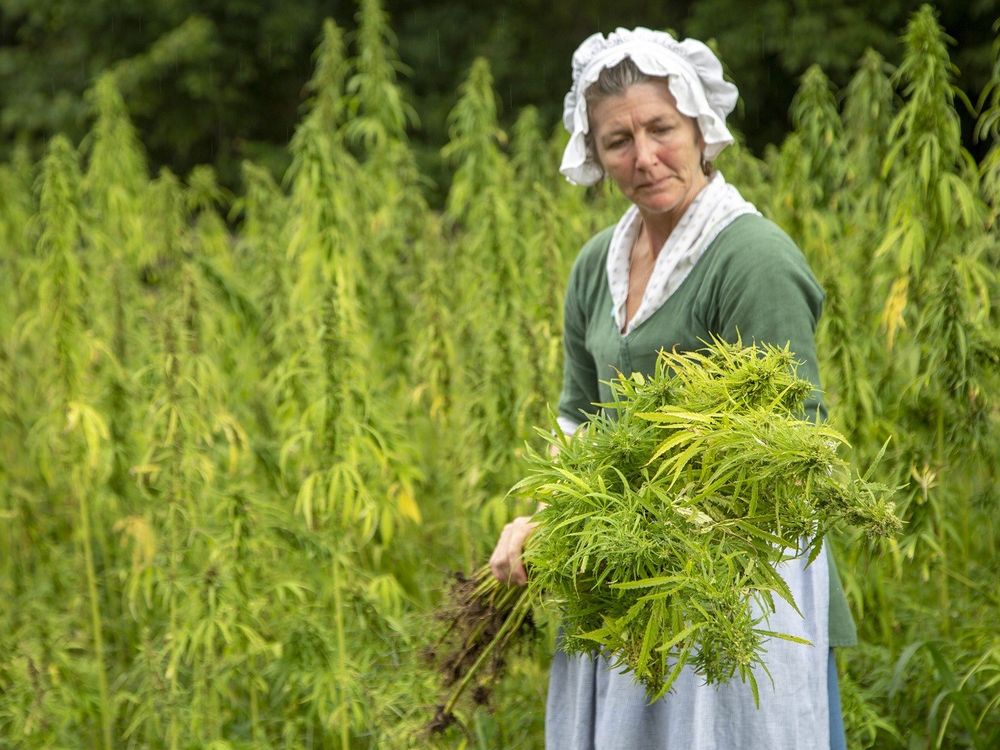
[633, 194, 685, 217]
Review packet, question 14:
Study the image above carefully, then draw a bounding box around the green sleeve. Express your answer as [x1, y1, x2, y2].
[557, 233, 607, 425]
[708, 218, 857, 647]
[709, 220, 827, 424]
[826, 542, 857, 646]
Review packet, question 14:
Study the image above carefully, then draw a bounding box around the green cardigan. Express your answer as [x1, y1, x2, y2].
[557, 213, 857, 647]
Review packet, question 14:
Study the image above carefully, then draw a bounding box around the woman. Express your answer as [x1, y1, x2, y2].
[489, 27, 853, 749]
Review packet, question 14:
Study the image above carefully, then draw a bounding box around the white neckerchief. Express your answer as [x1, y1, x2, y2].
[607, 171, 759, 336]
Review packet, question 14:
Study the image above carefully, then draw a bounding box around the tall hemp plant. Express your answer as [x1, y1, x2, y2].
[283, 22, 372, 748]
[0, 145, 36, 542]
[836, 7, 1000, 748]
[842, 49, 897, 219]
[26, 135, 115, 750]
[81, 73, 150, 513]
[232, 160, 291, 488]
[0, 145, 34, 319]
[270, 17, 423, 748]
[786, 63, 881, 444]
[440, 58, 539, 539]
[508, 106, 575, 416]
[283, 18, 421, 559]
[977, 21, 1000, 231]
[346, 0, 426, 359]
[872, 4, 997, 574]
[823, 49, 898, 446]
[342, 2, 434, 590]
[79, 71, 156, 719]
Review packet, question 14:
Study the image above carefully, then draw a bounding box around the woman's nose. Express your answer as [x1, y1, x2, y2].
[634, 132, 658, 169]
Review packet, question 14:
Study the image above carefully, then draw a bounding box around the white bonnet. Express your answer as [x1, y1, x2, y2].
[560, 27, 738, 185]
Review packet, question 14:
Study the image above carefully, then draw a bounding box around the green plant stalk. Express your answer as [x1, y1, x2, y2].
[168, 492, 180, 750]
[165, 329, 182, 750]
[250, 657, 260, 745]
[203, 587, 220, 739]
[934, 407, 952, 638]
[109, 265, 131, 501]
[78, 483, 113, 750]
[332, 554, 350, 750]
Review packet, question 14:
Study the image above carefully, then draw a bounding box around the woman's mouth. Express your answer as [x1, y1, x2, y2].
[638, 177, 669, 190]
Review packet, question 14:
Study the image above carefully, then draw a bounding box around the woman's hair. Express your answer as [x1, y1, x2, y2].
[584, 57, 657, 110]
[584, 57, 713, 177]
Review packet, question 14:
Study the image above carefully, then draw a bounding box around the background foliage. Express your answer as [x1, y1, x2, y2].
[1, 0, 996, 195]
[1, 1, 998, 748]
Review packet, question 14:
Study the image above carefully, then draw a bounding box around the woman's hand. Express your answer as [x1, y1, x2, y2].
[490, 437, 562, 585]
[489, 516, 539, 586]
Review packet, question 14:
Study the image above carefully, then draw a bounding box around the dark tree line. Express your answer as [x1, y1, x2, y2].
[0, 0, 994, 196]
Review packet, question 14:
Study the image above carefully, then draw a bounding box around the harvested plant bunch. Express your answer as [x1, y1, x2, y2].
[517, 339, 901, 700]
[428, 339, 900, 726]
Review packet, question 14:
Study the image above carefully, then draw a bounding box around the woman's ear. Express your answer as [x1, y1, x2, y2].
[693, 122, 710, 176]
[693, 119, 706, 152]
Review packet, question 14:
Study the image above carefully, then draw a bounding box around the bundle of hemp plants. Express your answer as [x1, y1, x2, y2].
[429, 338, 900, 726]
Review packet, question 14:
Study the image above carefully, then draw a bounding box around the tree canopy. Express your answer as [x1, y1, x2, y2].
[1, 0, 994, 192]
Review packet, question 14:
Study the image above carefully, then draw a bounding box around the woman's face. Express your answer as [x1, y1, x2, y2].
[590, 80, 707, 220]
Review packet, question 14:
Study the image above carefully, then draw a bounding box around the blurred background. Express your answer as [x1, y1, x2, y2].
[1, 0, 995, 202]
